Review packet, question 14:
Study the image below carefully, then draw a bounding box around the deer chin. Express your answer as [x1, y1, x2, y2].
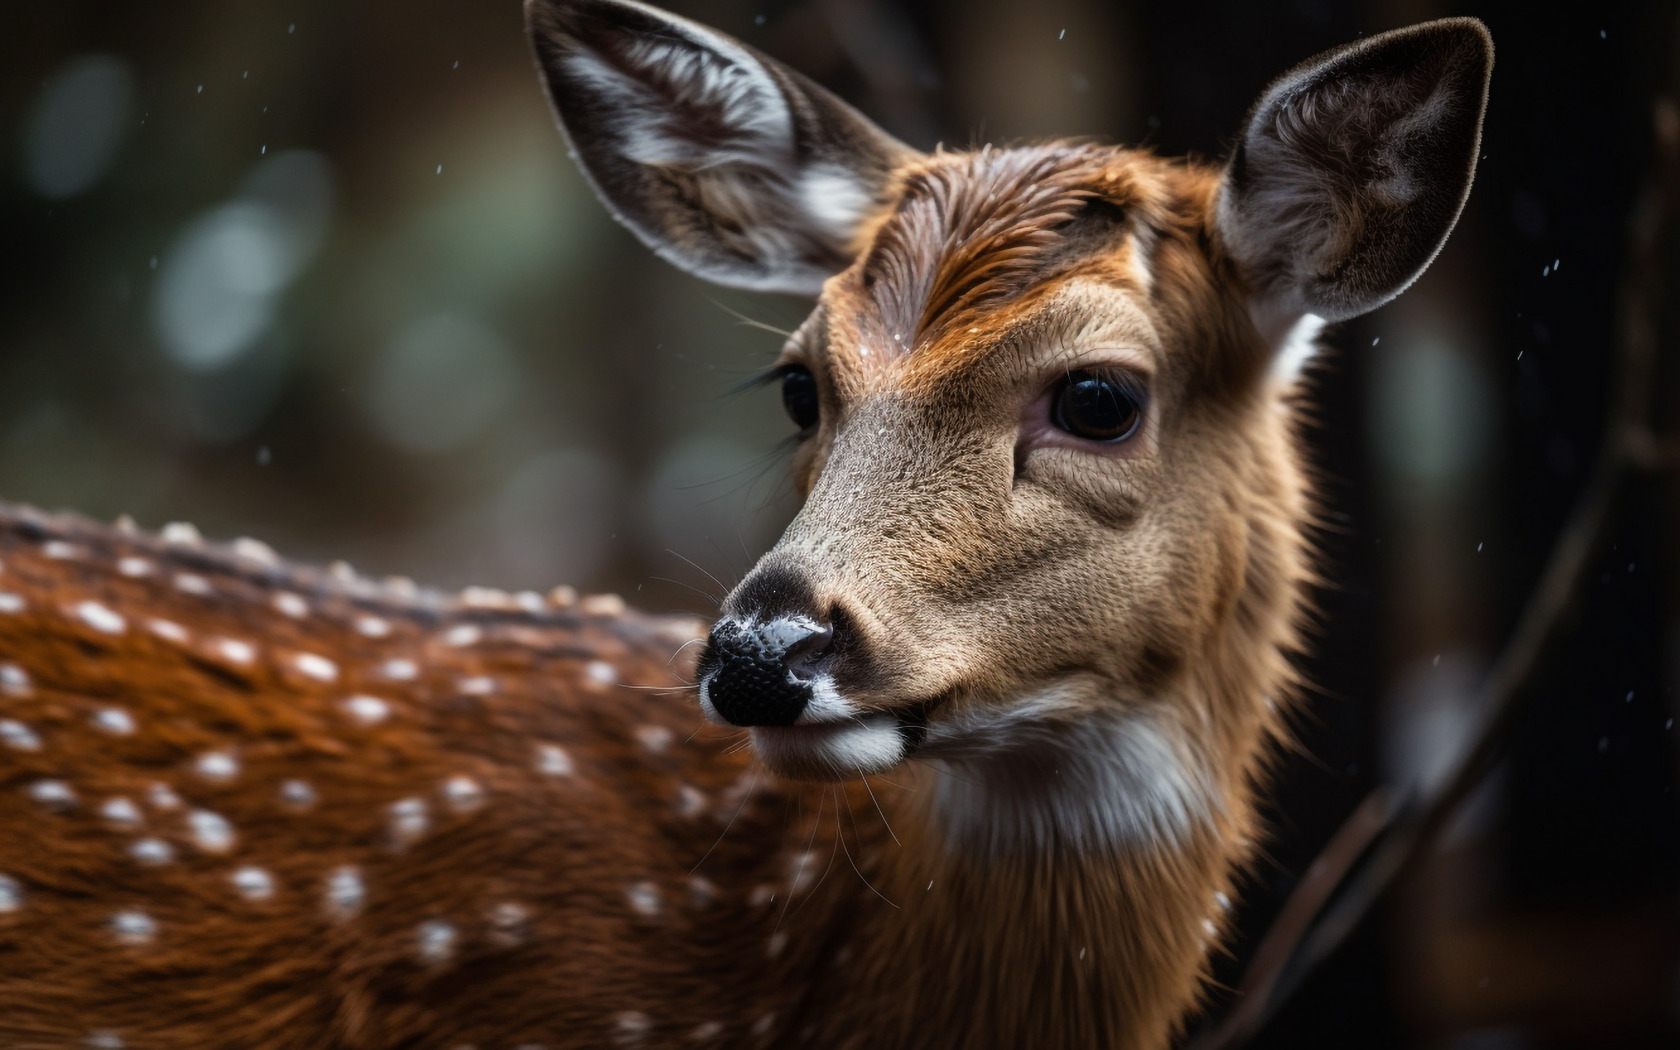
[749, 701, 932, 781]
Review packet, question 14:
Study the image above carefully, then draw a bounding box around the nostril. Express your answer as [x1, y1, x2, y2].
[782, 621, 834, 682]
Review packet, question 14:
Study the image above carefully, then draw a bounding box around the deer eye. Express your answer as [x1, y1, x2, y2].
[1051, 371, 1145, 442]
[781, 366, 820, 433]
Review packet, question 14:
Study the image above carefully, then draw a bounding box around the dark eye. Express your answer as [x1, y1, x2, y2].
[1051, 371, 1145, 442]
[780, 366, 820, 432]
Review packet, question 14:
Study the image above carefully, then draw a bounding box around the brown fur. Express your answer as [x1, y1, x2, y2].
[0, 9, 1491, 1048]
[737, 149, 1308, 1049]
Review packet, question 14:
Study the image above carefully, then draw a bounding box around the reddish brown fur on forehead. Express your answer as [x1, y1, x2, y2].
[859, 144, 1144, 351]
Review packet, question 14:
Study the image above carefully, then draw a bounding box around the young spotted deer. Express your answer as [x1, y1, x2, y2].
[0, 3, 1490, 1048]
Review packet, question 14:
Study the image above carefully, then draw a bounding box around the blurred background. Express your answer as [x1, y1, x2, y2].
[2, 0, 1676, 1046]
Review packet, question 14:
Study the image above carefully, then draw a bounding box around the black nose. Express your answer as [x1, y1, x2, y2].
[698, 616, 835, 726]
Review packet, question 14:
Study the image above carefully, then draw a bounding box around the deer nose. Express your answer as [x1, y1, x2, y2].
[697, 616, 835, 727]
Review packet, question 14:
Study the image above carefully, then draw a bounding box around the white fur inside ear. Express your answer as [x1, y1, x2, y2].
[1368, 80, 1454, 208]
[799, 165, 875, 244]
[559, 34, 793, 168]
[925, 694, 1218, 854]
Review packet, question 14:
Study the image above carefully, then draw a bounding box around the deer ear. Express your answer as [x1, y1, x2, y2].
[1217, 18, 1493, 334]
[525, 0, 918, 296]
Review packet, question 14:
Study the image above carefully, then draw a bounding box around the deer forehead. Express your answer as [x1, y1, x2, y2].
[800, 145, 1188, 394]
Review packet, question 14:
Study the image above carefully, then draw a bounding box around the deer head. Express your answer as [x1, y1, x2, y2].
[528, 0, 1491, 852]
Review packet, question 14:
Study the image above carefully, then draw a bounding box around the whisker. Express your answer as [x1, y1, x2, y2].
[665, 549, 730, 597]
[859, 774, 901, 848]
[922, 758, 983, 790]
[870, 772, 912, 792]
[682, 717, 710, 746]
[669, 637, 709, 672]
[690, 768, 761, 876]
[838, 790, 899, 909]
[774, 791, 828, 938]
[708, 297, 794, 338]
[647, 575, 722, 606]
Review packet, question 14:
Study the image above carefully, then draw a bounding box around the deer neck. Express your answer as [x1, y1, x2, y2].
[784, 707, 1241, 1050]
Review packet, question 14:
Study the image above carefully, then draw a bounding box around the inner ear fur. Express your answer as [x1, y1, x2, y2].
[524, 0, 918, 296]
[1217, 18, 1494, 326]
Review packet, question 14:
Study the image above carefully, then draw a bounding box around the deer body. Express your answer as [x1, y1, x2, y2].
[0, 505, 1218, 1049]
[0, 4, 1492, 1048]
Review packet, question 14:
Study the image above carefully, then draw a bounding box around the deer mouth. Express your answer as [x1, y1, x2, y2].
[748, 701, 932, 780]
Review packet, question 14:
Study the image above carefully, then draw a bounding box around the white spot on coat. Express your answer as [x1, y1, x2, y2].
[444, 624, 481, 647]
[0, 663, 28, 696]
[486, 901, 531, 947]
[457, 675, 495, 695]
[626, 881, 662, 918]
[579, 593, 625, 616]
[217, 638, 255, 664]
[110, 910, 157, 944]
[93, 707, 136, 735]
[232, 537, 279, 565]
[325, 865, 365, 920]
[84, 1031, 125, 1049]
[387, 797, 429, 848]
[676, 784, 707, 818]
[147, 619, 188, 644]
[279, 779, 317, 809]
[612, 1012, 652, 1047]
[0, 593, 23, 613]
[130, 838, 174, 865]
[382, 658, 419, 681]
[786, 850, 818, 896]
[535, 743, 574, 777]
[294, 652, 338, 681]
[195, 751, 240, 782]
[43, 540, 79, 559]
[687, 875, 718, 908]
[28, 779, 76, 810]
[355, 615, 391, 638]
[635, 725, 673, 754]
[0, 874, 22, 912]
[585, 660, 617, 686]
[118, 556, 153, 576]
[147, 783, 182, 811]
[76, 600, 125, 635]
[0, 720, 41, 751]
[173, 573, 212, 596]
[101, 797, 143, 826]
[273, 592, 309, 618]
[342, 695, 390, 726]
[188, 809, 235, 852]
[442, 775, 485, 813]
[415, 919, 457, 964]
[160, 521, 202, 545]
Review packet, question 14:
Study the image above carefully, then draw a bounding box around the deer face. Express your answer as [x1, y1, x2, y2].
[706, 148, 1273, 784]
[527, 1, 1490, 800]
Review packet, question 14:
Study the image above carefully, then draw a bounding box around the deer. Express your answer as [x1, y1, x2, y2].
[0, 3, 1491, 1048]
